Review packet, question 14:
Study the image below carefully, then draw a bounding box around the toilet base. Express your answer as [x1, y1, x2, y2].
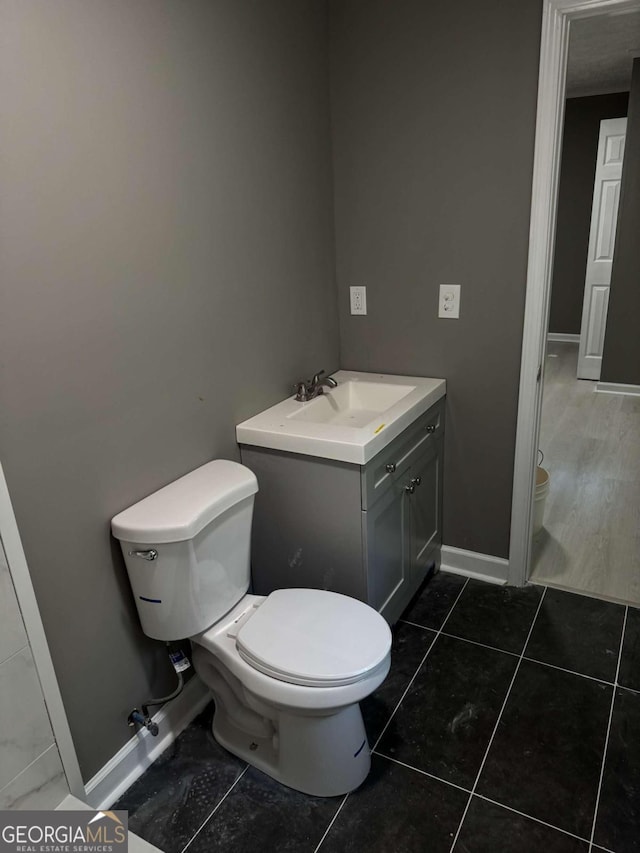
[212, 699, 371, 797]
[191, 611, 386, 798]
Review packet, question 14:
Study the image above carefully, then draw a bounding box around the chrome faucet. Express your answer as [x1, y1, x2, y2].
[294, 370, 338, 402]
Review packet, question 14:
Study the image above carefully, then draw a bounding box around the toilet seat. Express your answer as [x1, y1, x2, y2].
[235, 588, 391, 688]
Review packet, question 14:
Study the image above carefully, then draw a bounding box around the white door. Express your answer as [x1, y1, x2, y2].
[577, 116, 627, 380]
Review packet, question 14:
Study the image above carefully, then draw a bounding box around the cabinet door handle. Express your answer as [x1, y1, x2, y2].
[411, 476, 422, 487]
[426, 424, 436, 433]
[386, 463, 396, 473]
[405, 483, 415, 494]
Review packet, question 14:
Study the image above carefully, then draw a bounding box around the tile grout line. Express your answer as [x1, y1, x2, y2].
[617, 682, 640, 696]
[313, 794, 349, 853]
[371, 749, 606, 848]
[373, 748, 612, 849]
[439, 631, 520, 658]
[399, 617, 442, 631]
[405, 619, 620, 689]
[0, 642, 31, 668]
[448, 586, 548, 853]
[371, 752, 472, 795]
[522, 655, 616, 687]
[371, 578, 470, 753]
[179, 766, 249, 853]
[588, 604, 628, 853]
[474, 792, 597, 846]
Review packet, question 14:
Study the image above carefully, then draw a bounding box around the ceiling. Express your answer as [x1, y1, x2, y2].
[567, 10, 640, 97]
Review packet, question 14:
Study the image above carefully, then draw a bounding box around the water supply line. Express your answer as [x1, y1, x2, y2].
[127, 643, 190, 737]
[127, 709, 160, 737]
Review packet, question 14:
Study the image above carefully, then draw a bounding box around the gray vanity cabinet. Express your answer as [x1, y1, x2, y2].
[240, 398, 444, 625]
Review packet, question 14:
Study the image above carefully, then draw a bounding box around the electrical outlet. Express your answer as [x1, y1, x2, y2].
[438, 284, 461, 319]
[350, 286, 367, 315]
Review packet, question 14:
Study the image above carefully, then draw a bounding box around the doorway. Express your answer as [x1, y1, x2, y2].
[530, 61, 638, 601]
[508, 0, 640, 594]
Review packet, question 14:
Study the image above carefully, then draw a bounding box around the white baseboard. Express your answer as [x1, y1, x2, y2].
[547, 333, 580, 343]
[84, 675, 210, 810]
[440, 545, 509, 585]
[595, 381, 640, 397]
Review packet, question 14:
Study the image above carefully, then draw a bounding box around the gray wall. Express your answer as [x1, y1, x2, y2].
[549, 92, 629, 335]
[329, 0, 542, 557]
[601, 59, 640, 384]
[0, 0, 338, 780]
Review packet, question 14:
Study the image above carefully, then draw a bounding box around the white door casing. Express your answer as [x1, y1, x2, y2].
[577, 117, 627, 380]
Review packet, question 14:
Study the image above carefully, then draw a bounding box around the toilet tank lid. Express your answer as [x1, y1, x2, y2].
[111, 460, 258, 544]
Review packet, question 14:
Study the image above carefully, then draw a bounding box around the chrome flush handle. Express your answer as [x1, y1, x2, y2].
[128, 549, 158, 561]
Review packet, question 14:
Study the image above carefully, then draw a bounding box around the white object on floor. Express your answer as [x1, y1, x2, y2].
[532, 466, 550, 536]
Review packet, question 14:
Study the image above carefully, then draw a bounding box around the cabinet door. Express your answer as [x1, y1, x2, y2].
[363, 476, 410, 613]
[410, 439, 442, 579]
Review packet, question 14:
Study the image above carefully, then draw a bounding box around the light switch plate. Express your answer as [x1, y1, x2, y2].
[438, 284, 461, 319]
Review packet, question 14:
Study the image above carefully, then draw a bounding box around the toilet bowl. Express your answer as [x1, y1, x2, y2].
[192, 589, 390, 795]
[112, 459, 392, 797]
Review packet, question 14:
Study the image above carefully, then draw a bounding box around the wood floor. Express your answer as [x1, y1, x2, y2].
[530, 341, 640, 605]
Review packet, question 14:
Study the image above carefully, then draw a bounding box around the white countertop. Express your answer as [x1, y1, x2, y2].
[236, 371, 446, 465]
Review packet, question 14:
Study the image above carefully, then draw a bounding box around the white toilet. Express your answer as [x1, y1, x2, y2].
[111, 459, 391, 797]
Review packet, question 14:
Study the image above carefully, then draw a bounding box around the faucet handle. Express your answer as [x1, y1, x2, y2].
[311, 370, 326, 385]
[293, 381, 310, 402]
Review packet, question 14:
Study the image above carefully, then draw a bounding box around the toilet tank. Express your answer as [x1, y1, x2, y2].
[111, 460, 258, 641]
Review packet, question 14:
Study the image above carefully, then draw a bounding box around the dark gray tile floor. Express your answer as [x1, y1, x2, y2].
[114, 573, 640, 853]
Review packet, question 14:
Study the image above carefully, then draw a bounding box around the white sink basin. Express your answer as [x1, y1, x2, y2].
[287, 380, 415, 428]
[236, 371, 446, 464]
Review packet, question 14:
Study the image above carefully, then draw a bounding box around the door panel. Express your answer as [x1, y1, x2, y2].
[410, 444, 440, 575]
[363, 480, 408, 612]
[594, 180, 620, 260]
[584, 286, 610, 358]
[603, 131, 625, 165]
